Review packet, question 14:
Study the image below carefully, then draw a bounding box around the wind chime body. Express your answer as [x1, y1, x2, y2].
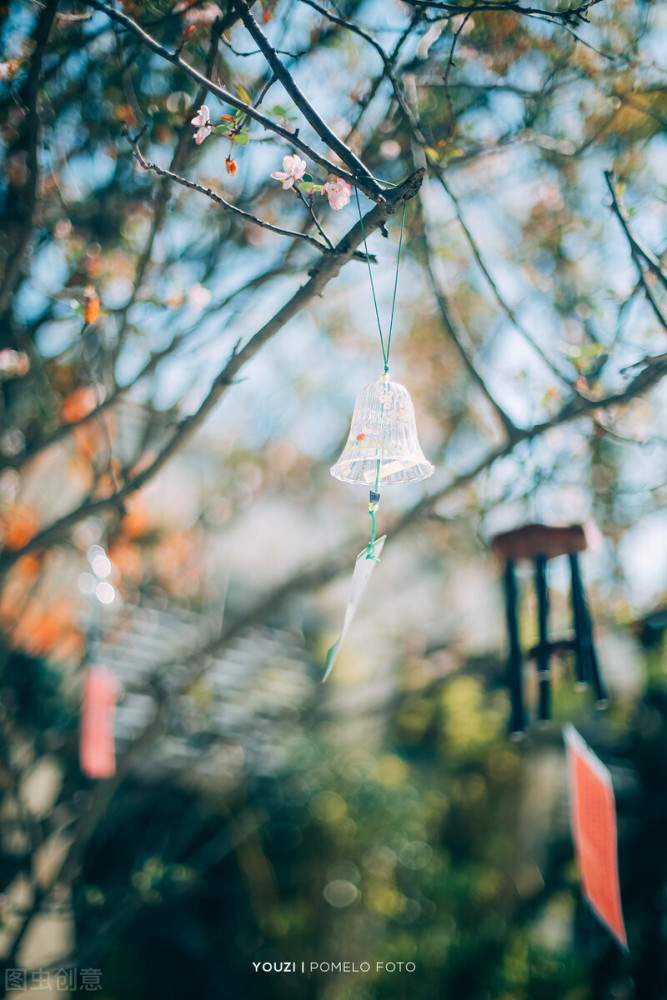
[325, 196, 433, 679]
[492, 522, 606, 734]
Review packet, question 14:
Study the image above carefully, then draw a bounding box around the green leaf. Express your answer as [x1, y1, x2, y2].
[83, 886, 106, 907]
[237, 86, 252, 105]
[579, 343, 606, 358]
[233, 131, 249, 145]
[302, 173, 313, 183]
[299, 182, 315, 194]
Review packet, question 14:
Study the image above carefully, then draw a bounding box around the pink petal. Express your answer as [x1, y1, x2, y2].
[326, 179, 352, 210]
[191, 104, 209, 127]
[282, 178, 294, 190]
[80, 667, 116, 779]
[271, 171, 287, 180]
[282, 154, 307, 180]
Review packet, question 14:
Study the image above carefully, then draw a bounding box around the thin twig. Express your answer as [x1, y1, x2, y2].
[233, 0, 381, 191]
[435, 171, 578, 385]
[402, 0, 605, 27]
[442, 12, 472, 138]
[293, 187, 335, 250]
[414, 192, 520, 440]
[605, 170, 667, 331]
[81, 0, 385, 201]
[300, 0, 427, 144]
[0, 0, 59, 316]
[124, 128, 340, 254]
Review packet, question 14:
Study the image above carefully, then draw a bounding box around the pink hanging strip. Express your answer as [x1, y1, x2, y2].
[80, 667, 117, 778]
[564, 725, 627, 950]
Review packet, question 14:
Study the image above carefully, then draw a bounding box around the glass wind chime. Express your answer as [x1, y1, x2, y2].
[324, 193, 434, 680]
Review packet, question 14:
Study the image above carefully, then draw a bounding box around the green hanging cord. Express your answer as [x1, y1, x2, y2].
[354, 191, 407, 558]
[355, 187, 387, 370]
[385, 202, 407, 370]
[354, 190, 407, 375]
[366, 460, 381, 560]
[367, 505, 377, 560]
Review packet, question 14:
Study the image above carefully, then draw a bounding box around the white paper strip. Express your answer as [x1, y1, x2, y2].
[323, 535, 386, 681]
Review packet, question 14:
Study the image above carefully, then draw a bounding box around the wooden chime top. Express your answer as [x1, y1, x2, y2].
[491, 523, 588, 562]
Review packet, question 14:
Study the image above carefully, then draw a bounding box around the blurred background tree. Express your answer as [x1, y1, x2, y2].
[0, 0, 666, 996]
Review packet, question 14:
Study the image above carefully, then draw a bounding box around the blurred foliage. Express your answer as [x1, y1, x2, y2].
[65, 656, 667, 1000]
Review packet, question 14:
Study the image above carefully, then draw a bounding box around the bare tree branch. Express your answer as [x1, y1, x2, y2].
[414, 191, 520, 440]
[605, 170, 667, 332]
[82, 0, 385, 201]
[402, 0, 605, 27]
[109, 15, 226, 369]
[233, 0, 381, 187]
[297, 0, 428, 146]
[198, 350, 667, 663]
[434, 171, 579, 385]
[0, 170, 425, 575]
[124, 127, 346, 255]
[0, 0, 60, 317]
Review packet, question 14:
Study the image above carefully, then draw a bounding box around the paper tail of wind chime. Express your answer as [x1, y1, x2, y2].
[324, 534, 386, 682]
[493, 524, 607, 735]
[80, 666, 117, 778]
[564, 725, 628, 950]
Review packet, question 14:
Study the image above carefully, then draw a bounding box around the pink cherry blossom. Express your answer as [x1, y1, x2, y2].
[179, 1, 219, 26]
[0, 349, 29, 378]
[191, 105, 213, 144]
[323, 177, 352, 210]
[271, 154, 307, 190]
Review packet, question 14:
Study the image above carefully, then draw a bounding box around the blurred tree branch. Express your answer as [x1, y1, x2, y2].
[156, 347, 667, 679]
[402, 0, 605, 27]
[605, 170, 667, 332]
[0, 0, 59, 318]
[0, 170, 424, 575]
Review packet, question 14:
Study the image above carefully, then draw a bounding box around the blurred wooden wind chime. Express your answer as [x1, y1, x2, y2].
[491, 522, 607, 734]
[491, 524, 626, 949]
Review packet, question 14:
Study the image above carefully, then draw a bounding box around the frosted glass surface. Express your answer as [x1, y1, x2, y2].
[330, 378, 434, 486]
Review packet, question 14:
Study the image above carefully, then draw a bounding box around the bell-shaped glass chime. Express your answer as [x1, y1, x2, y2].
[330, 375, 434, 487]
[324, 193, 434, 681]
[325, 372, 433, 681]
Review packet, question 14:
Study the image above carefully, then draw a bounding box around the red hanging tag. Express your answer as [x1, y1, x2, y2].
[564, 725, 627, 950]
[80, 667, 117, 779]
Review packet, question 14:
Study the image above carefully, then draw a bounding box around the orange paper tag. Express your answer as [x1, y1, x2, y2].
[80, 667, 117, 779]
[564, 725, 627, 950]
